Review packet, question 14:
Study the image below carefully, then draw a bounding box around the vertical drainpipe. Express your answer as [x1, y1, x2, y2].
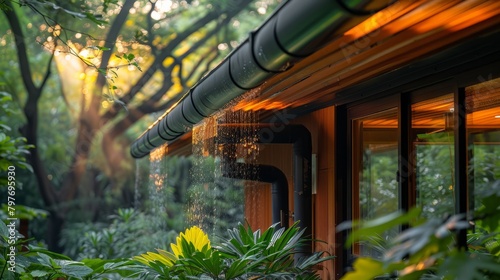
[220, 162, 289, 229]
[218, 124, 312, 260]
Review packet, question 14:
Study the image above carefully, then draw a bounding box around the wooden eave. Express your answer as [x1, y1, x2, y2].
[233, 0, 500, 113]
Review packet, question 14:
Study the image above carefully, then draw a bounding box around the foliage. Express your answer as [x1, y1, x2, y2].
[135, 221, 334, 279]
[134, 226, 209, 269]
[60, 154, 245, 261]
[2, 0, 282, 251]
[60, 208, 178, 260]
[0, 90, 46, 250]
[0, 92, 33, 175]
[2, 220, 332, 279]
[414, 133, 456, 218]
[1, 220, 140, 280]
[0, 204, 48, 222]
[339, 180, 500, 280]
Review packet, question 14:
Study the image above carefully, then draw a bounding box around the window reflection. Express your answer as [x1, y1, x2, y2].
[466, 77, 500, 211]
[412, 94, 455, 218]
[353, 108, 398, 257]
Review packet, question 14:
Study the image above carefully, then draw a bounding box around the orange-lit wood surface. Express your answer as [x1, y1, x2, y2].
[162, 0, 500, 155]
[155, 2, 500, 278]
[243, 107, 337, 279]
[360, 78, 500, 129]
[233, 0, 500, 112]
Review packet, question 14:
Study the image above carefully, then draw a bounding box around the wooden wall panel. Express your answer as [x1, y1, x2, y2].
[244, 183, 271, 230]
[295, 106, 337, 279]
[248, 145, 293, 231]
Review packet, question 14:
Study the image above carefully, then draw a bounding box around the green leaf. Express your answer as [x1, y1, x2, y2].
[0, 123, 11, 131]
[339, 208, 422, 246]
[37, 253, 54, 267]
[81, 258, 105, 267]
[0, 220, 9, 239]
[30, 270, 50, 277]
[438, 252, 500, 279]
[125, 53, 135, 61]
[60, 263, 93, 278]
[475, 182, 500, 231]
[5, 205, 48, 220]
[29, 246, 72, 261]
[96, 46, 110, 51]
[84, 12, 108, 25]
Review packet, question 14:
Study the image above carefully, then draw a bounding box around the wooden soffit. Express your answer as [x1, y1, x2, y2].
[232, 0, 500, 112]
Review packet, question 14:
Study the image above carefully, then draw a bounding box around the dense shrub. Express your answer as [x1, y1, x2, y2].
[60, 208, 178, 260]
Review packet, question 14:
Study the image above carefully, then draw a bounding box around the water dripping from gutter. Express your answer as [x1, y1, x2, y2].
[134, 159, 141, 210]
[187, 91, 261, 240]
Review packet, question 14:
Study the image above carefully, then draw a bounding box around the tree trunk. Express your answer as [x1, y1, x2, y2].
[47, 212, 65, 252]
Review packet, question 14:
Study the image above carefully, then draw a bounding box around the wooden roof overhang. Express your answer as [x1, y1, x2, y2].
[234, 0, 500, 112]
[162, 0, 500, 156]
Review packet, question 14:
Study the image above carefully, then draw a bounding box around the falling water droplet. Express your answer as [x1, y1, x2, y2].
[187, 90, 261, 240]
[134, 159, 141, 210]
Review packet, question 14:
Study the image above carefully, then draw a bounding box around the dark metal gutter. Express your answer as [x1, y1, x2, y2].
[130, 0, 390, 158]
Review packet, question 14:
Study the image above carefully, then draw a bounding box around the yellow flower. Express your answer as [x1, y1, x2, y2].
[171, 226, 211, 258]
[134, 226, 210, 268]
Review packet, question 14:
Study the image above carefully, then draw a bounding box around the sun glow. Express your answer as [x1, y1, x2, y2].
[151, 0, 172, 20]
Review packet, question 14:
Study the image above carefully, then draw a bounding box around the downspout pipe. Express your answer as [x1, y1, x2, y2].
[217, 124, 312, 260]
[221, 162, 289, 229]
[130, 0, 392, 158]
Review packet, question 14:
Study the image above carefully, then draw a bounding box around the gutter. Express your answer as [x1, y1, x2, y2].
[130, 0, 391, 158]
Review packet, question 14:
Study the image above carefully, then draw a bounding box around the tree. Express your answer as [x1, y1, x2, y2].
[1, 0, 279, 251]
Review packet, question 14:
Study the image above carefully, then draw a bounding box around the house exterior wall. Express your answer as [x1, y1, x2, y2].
[146, 2, 500, 279]
[296, 107, 337, 279]
[243, 106, 337, 279]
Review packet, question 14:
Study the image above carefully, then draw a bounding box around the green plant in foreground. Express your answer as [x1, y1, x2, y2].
[338, 181, 500, 280]
[135, 225, 210, 270]
[2, 220, 333, 279]
[1, 220, 141, 280]
[135, 222, 334, 279]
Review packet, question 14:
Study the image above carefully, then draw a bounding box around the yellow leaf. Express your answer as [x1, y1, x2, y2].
[341, 258, 385, 280]
[171, 226, 210, 258]
[134, 251, 175, 267]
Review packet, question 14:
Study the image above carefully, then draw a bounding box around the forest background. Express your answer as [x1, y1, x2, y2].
[0, 0, 281, 256]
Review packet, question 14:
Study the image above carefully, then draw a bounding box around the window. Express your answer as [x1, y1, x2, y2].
[336, 48, 500, 277]
[466, 77, 500, 211]
[411, 93, 456, 218]
[350, 99, 399, 258]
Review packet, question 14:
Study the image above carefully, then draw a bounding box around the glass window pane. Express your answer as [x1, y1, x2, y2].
[466, 77, 500, 211]
[353, 108, 398, 257]
[412, 94, 455, 218]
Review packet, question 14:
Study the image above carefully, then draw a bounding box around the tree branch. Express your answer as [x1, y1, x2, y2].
[89, 0, 136, 117]
[183, 44, 220, 85]
[101, 1, 249, 124]
[100, 7, 225, 123]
